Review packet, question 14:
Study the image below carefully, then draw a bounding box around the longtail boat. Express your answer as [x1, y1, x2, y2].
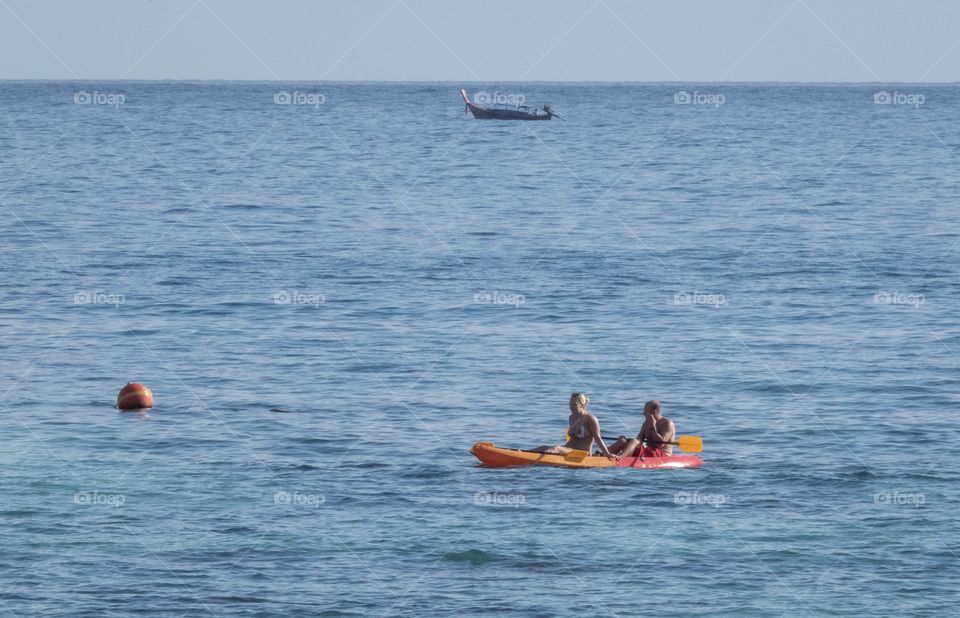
[460, 89, 557, 120]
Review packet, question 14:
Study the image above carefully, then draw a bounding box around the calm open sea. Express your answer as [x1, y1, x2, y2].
[1, 82, 958, 616]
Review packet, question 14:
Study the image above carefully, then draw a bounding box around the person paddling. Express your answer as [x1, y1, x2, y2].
[609, 400, 675, 458]
[534, 393, 620, 461]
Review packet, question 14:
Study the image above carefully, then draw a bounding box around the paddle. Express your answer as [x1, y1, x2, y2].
[543, 105, 564, 120]
[603, 435, 703, 453]
[565, 431, 702, 454]
[565, 430, 702, 452]
[570, 433, 701, 451]
[603, 436, 703, 453]
[541, 440, 591, 461]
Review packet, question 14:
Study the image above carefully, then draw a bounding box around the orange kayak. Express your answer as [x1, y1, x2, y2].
[470, 442, 703, 470]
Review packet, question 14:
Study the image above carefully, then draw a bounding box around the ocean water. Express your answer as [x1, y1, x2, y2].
[1, 82, 958, 616]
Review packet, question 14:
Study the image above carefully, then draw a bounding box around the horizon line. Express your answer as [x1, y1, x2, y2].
[1, 79, 957, 85]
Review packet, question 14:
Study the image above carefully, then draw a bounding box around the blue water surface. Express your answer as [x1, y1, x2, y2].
[1, 82, 958, 616]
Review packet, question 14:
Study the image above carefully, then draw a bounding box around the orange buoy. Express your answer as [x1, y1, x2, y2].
[116, 382, 154, 410]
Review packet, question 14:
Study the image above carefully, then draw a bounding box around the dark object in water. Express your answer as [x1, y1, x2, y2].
[460, 89, 558, 120]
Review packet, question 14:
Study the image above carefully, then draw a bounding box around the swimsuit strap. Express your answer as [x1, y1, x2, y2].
[569, 416, 590, 439]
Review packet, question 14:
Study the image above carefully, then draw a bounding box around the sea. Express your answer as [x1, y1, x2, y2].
[0, 82, 958, 616]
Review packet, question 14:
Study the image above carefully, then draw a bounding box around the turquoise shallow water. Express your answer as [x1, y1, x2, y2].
[1, 82, 959, 616]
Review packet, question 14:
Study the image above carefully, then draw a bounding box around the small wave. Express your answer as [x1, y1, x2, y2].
[841, 466, 880, 481]
[0, 509, 39, 517]
[294, 437, 340, 445]
[264, 461, 320, 471]
[213, 526, 256, 534]
[206, 595, 270, 604]
[350, 461, 392, 470]
[766, 464, 878, 485]
[442, 548, 498, 566]
[157, 277, 194, 286]
[399, 466, 456, 480]
[122, 329, 159, 336]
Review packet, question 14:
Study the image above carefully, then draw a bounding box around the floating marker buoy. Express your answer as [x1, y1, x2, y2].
[116, 382, 154, 410]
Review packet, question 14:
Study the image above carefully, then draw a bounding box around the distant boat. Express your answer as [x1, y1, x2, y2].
[460, 89, 558, 121]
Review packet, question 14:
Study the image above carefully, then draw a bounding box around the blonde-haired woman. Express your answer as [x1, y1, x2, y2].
[534, 393, 620, 460]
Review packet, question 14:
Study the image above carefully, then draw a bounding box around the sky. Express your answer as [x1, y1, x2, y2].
[1, 0, 959, 81]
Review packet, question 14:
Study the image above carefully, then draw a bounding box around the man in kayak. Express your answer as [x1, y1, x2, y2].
[533, 392, 620, 461]
[609, 400, 675, 458]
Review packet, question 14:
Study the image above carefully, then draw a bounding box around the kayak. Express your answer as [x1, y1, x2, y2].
[470, 442, 703, 470]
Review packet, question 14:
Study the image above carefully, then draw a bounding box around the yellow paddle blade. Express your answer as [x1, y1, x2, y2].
[563, 449, 590, 462]
[676, 435, 702, 453]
